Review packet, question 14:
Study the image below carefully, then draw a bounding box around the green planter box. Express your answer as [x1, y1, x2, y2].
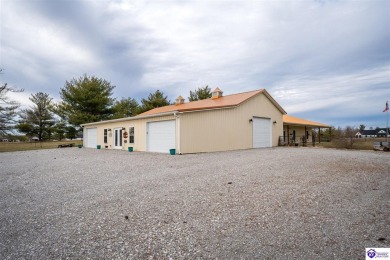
[97, 145, 101, 149]
[78, 145, 83, 148]
[169, 149, 176, 155]
[128, 147, 133, 152]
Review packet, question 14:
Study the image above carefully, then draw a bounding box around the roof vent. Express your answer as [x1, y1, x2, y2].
[211, 87, 223, 99]
[175, 95, 185, 105]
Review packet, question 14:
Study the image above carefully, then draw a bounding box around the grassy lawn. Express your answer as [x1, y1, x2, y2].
[0, 140, 83, 153]
[319, 138, 388, 150]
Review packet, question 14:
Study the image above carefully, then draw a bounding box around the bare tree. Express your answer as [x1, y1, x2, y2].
[344, 126, 357, 149]
[0, 69, 24, 135]
[333, 126, 357, 149]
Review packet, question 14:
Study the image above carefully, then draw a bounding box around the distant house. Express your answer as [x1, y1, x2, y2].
[354, 131, 361, 138]
[355, 128, 389, 138]
[355, 130, 377, 138]
[377, 128, 390, 137]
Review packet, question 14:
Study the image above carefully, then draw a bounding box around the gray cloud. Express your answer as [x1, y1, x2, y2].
[1, 0, 389, 127]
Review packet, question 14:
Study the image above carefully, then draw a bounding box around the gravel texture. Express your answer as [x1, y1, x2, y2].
[0, 147, 389, 259]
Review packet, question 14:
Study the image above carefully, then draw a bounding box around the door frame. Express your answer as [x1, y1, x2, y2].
[113, 127, 123, 149]
[85, 127, 97, 148]
[146, 120, 176, 153]
[252, 117, 272, 148]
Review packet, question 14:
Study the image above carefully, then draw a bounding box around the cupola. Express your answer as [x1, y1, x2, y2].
[175, 95, 185, 105]
[211, 87, 223, 99]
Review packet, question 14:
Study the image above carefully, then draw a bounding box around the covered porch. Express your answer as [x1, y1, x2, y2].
[280, 115, 331, 146]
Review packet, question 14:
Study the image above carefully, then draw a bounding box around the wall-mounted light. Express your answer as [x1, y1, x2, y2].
[249, 119, 253, 122]
[122, 127, 125, 130]
[273, 121, 277, 124]
[107, 129, 111, 132]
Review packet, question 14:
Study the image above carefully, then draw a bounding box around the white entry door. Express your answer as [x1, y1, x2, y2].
[253, 117, 272, 148]
[113, 128, 123, 149]
[147, 120, 176, 153]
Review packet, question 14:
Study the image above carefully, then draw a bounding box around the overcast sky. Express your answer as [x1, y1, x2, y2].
[1, 0, 389, 128]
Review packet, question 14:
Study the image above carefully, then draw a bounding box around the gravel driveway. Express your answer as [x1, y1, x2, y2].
[0, 147, 389, 259]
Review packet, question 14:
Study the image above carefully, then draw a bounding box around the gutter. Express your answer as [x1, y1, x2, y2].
[283, 122, 331, 128]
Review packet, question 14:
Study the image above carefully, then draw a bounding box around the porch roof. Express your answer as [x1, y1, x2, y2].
[283, 115, 330, 128]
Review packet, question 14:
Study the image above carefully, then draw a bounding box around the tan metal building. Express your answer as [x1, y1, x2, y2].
[81, 88, 289, 154]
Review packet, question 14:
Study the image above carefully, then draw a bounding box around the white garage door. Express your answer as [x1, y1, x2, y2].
[85, 128, 97, 148]
[147, 120, 176, 153]
[253, 118, 272, 148]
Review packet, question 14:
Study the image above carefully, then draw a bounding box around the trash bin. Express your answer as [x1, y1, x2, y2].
[128, 147, 133, 152]
[169, 149, 176, 155]
[97, 145, 101, 149]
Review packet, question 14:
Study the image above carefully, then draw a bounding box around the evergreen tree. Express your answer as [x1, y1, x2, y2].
[16, 121, 34, 139]
[65, 126, 77, 140]
[16, 92, 55, 141]
[112, 97, 139, 119]
[188, 85, 212, 101]
[44, 121, 56, 140]
[54, 121, 67, 140]
[56, 74, 115, 126]
[138, 90, 170, 114]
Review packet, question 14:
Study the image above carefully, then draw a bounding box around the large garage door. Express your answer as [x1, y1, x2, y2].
[85, 128, 97, 148]
[253, 118, 272, 148]
[147, 120, 175, 153]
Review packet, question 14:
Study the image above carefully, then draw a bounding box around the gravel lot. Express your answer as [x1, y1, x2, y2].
[0, 147, 389, 259]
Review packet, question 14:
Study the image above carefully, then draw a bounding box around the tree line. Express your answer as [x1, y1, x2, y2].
[0, 72, 212, 141]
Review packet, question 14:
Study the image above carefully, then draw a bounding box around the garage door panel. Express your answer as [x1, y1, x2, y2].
[86, 128, 97, 148]
[147, 120, 175, 153]
[253, 118, 271, 148]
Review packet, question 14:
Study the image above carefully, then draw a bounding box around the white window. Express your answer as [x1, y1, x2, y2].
[104, 129, 108, 143]
[129, 127, 134, 144]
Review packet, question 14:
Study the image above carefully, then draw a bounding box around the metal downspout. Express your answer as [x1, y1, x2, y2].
[174, 112, 181, 154]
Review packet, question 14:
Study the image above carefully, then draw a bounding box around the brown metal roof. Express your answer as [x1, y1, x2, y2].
[283, 115, 330, 127]
[138, 89, 287, 116]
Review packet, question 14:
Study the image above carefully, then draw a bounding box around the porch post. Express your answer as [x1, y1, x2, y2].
[329, 127, 332, 142]
[287, 125, 290, 145]
[319, 127, 321, 143]
[304, 126, 307, 146]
